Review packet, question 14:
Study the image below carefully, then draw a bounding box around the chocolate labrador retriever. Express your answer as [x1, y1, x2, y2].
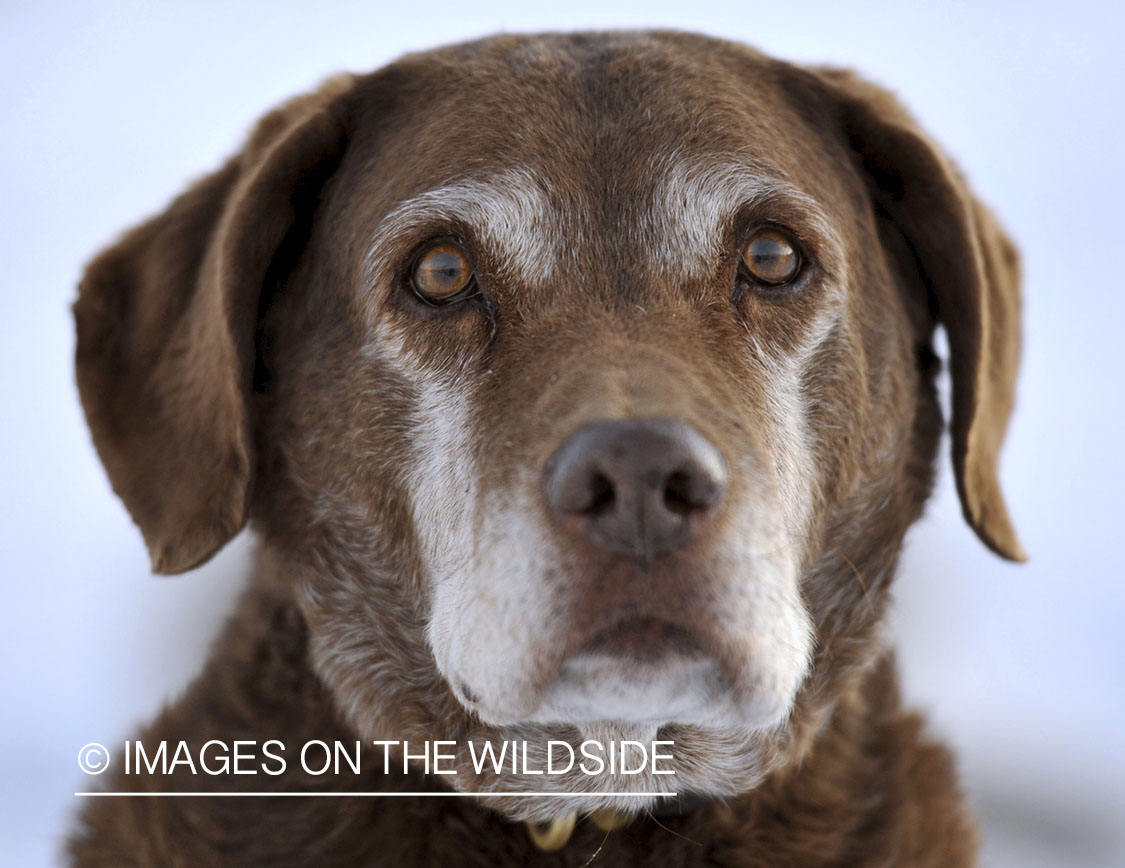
[70, 30, 1023, 867]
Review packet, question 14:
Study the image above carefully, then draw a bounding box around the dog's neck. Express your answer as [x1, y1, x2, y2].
[72, 559, 978, 866]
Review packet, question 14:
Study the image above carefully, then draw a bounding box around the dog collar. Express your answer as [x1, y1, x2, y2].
[524, 793, 714, 851]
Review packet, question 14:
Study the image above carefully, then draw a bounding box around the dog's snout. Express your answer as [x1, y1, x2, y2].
[545, 418, 728, 561]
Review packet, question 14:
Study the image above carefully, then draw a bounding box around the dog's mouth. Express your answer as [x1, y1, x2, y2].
[523, 617, 732, 726]
[434, 513, 812, 733]
[578, 617, 707, 662]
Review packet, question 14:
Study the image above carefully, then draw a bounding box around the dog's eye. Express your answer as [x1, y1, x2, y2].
[741, 228, 801, 286]
[411, 242, 474, 303]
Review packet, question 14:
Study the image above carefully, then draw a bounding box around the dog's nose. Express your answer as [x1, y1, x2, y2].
[545, 418, 728, 561]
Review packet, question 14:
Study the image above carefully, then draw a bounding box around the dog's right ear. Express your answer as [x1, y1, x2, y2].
[75, 76, 356, 575]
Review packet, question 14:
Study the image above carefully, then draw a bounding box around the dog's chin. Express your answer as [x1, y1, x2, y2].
[453, 701, 791, 824]
[528, 648, 727, 725]
[473, 650, 794, 733]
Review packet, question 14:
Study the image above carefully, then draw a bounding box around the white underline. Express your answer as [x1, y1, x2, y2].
[75, 791, 677, 798]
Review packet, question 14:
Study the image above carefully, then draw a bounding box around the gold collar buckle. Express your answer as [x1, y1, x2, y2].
[525, 813, 577, 851]
[525, 808, 633, 850]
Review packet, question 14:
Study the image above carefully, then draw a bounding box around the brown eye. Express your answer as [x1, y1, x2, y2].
[412, 242, 474, 303]
[741, 227, 801, 286]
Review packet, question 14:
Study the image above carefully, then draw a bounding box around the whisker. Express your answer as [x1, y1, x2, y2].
[837, 551, 874, 614]
[643, 808, 705, 848]
[578, 827, 613, 867]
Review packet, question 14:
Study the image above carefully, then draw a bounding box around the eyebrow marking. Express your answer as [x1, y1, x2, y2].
[361, 156, 842, 330]
[363, 168, 560, 290]
[647, 154, 843, 281]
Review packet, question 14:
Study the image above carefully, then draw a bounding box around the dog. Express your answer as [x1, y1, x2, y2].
[69, 30, 1024, 867]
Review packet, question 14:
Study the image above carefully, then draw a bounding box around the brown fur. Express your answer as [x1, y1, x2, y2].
[69, 31, 1022, 867]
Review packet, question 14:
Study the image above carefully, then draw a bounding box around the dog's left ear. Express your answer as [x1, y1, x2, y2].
[804, 67, 1026, 562]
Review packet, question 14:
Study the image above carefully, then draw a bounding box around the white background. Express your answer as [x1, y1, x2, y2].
[2, 1, 1122, 865]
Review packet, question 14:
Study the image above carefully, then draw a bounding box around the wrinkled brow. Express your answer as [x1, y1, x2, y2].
[363, 168, 560, 288]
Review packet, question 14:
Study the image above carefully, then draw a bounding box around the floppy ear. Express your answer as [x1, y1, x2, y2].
[812, 68, 1026, 561]
[74, 75, 356, 575]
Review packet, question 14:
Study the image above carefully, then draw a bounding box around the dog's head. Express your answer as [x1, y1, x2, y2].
[75, 32, 1023, 819]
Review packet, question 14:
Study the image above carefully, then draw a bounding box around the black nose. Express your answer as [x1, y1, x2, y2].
[544, 418, 728, 562]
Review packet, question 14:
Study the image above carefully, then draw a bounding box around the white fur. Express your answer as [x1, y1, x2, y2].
[646, 154, 844, 282]
[362, 168, 560, 319]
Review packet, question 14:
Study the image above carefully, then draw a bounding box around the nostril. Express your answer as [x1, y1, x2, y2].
[663, 470, 697, 516]
[587, 472, 616, 516]
[546, 456, 618, 518]
[663, 466, 722, 516]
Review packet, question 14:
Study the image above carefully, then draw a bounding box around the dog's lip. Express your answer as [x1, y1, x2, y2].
[576, 616, 707, 663]
[524, 616, 733, 726]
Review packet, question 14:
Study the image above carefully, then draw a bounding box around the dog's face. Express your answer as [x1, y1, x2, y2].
[75, 32, 1023, 819]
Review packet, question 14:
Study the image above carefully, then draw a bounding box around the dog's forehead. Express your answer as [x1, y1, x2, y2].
[348, 32, 852, 293]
